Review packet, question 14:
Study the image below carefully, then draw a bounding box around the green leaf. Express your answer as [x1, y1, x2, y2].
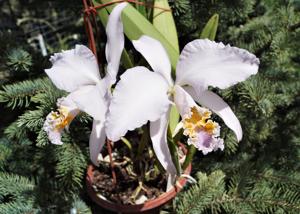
[182, 145, 196, 170]
[169, 105, 180, 136]
[200, 14, 219, 40]
[121, 50, 134, 69]
[152, 0, 180, 134]
[120, 137, 132, 150]
[153, 0, 179, 53]
[135, 1, 147, 18]
[96, 6, 109, 25]
[94, 0, 179, 73]
[167, 137, 181, 175]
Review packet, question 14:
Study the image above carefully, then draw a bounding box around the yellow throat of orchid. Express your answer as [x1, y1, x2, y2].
[182, 106, 219, 139]
[48, 106, 75, 131]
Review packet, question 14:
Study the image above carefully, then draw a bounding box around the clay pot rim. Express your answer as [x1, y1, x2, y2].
[86, 163, 192, 213]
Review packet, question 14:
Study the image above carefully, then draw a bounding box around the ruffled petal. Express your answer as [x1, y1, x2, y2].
[105, 2, 127, 85]
[186, 87, 242, 141]
[43, 96, 80, 145]
[175, 39, 259, 90]
[189, 131, 224, 155]
[106, 66, 170, 142]
[67, 85, 108, 121]
[132, 36, 173, 85]
[45, 45, 101, 92]
[150, 109, 177, 175]
[43, 124, 63, 145]
[89, 120, 106, 166]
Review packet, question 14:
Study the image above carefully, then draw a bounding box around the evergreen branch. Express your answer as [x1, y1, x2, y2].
[0, 78, 51, 109]
[16, 108, 46, 132]
[289, 22, 300, 31]
[217, 196, 300, 211]
[55, 143, 87, 193]
[36, 129, 49, 147]
[0, 173, 36, 213]
[175, 170, 226, 214]
[175, 170, 300, 213]
[4, 121, 27, 140]
[257, 172, 300, 189]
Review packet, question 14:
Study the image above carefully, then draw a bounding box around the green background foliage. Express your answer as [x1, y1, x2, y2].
[0, 0, 299, 213]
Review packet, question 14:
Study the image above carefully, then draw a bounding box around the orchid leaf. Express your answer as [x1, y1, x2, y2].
[121, 50, 134, 69]
[94, 0, 179, 73]
[167, 131, 181, 175]
[120, 137, 132, 150]
[200, 14, 219, 40]
[169, 106, 180, 136]
[182, 145, 196, 170]
[152, 0, 180, 136]
[153, 0, 179, 53]
[135, 1, 147, 18]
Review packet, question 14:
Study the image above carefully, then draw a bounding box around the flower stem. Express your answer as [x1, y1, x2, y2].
[137, 125, 149, 159]
[106, 140, 117, 186]
[182, 144, 196, 170]
[167, 128, 181, 175]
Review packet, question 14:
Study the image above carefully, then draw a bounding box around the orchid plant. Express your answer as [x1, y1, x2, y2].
[43, 1, 259, 197]
[106, 36, 259, 176]
[43, 2, 127, 166]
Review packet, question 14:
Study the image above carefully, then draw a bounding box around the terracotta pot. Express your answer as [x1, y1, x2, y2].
[86, 164, 192, 214]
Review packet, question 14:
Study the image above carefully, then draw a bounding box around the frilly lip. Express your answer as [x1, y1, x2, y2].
[43, 112, 64, 145]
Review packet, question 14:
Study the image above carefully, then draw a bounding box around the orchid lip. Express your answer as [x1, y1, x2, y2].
[182, 106, 224, 154]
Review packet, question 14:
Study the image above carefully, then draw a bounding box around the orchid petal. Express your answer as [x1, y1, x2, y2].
[175, 39, 259, 90]
[89, 120, 106, 166]
[106, 66, 170, 142]
[132, 36, 173, 85]
[174, 85, 198, 117]
[150, 108, 177, 175]
[45, 45, 101, 92]
[68, 85, 108, 121]
[105, 2, 127, 85]
[186, 87, 242, 141]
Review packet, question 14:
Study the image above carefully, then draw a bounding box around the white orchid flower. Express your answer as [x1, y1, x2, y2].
[106, 36, 259, 175]
[43, 3, 127, 165]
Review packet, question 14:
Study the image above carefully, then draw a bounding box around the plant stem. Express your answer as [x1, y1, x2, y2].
[167, 128, 181, 174]
[106, 140, 117, 186]
[182, 145, 196, 170]
[137, 125, 149, 159]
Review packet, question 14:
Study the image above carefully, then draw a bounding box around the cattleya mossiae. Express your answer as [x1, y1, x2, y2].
[106, 36, 259, 175]
[43, 2, 128, 165]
